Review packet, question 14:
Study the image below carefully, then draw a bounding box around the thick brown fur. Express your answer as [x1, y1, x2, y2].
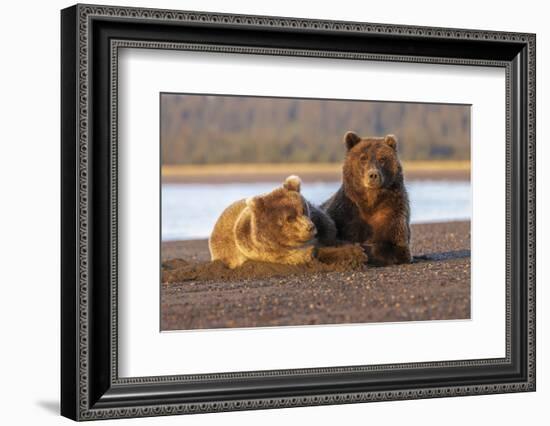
[322, 131, 412, 266]
[209, 176, 337, 269]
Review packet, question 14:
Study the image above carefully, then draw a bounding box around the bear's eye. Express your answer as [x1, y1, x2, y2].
[287, 215, 296, 222]
[360, 153, 368, 162]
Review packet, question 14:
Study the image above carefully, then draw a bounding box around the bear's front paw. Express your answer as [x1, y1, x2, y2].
[316, 244, 368, 267]
[361, 242, 411, 266]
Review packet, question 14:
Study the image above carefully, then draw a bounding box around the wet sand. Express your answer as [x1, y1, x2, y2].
[161, 221, 470, 331]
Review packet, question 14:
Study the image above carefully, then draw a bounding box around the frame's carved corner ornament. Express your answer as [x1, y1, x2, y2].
[62, 3, 536, 421]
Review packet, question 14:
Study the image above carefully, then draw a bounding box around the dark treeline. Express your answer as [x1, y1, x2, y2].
[161, 94, 470, 165]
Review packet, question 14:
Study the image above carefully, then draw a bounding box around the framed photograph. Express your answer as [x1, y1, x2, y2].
[61, 4, 536, 421]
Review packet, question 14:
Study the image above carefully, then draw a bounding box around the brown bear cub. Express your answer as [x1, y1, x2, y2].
[209, 175, 337, 269]
[322, 131, 412, 266]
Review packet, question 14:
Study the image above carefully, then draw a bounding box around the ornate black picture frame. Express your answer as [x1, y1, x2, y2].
[61, 4, 536, 421]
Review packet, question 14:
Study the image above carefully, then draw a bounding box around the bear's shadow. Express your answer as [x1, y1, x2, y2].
[412, 249, 470, 263]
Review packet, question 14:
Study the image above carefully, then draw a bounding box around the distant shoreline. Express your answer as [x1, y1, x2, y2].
[162, 161, 470, 183]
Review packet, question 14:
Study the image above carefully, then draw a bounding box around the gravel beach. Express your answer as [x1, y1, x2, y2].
[161, 221, 470, 331]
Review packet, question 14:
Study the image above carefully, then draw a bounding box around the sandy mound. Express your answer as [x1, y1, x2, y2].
[162, 244, 367, 283]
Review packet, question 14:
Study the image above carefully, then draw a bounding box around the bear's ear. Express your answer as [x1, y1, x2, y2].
[384, 134, 397, 150]
[283, 175, 301, 192]
[344, 131, 361, 150]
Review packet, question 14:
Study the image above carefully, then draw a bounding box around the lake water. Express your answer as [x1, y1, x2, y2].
[162, 181, 471, 241]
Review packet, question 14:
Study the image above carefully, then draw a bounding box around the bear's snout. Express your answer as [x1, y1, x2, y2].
[299, 218, 317, 241]
[365, 168, 382, 187]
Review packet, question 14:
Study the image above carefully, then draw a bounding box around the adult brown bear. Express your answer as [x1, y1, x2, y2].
[322, 131, 412, 266]
[209, 175, 337, 269]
